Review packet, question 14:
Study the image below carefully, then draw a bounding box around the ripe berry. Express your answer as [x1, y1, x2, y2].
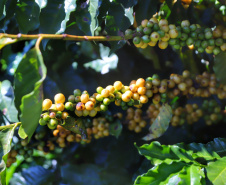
[42, 99, 52, 111]
[54, 93, 65, 104]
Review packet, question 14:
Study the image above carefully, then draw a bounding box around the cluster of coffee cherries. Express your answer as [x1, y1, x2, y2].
[126, 108, 147, 133]
[146, 103, 203, 127]
[40, 71, 226, 131]
[127, 17, 226, 54]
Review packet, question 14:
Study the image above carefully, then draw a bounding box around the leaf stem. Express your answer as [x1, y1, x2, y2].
[35, 36, 44, 49]
[0, 33, 133, 42]
[0, 122, 21, 131]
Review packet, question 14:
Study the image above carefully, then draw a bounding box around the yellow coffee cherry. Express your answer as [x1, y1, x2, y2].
[129, 84, 138, 93]
[140, 95, 148, 104]
[85, 101, 94, 111]
[136, 78, 146, 87]
[139, 120, 147, 128]
[62, 112, 69, 119]
[81, 94, 89, 103]
[106, 85, 115, 93]
[148, 41, 157, 47]
[101, 89, 110, 98]
[114, 81, 123, 90]
[103, 130, 109, 136]
[122, 93, 131, 102]
[158, 41, 168, 49]
[56, 103, 65, 111]
[42, 99, 52, 111]
[137, 87, 146, 95]
[132, 93, 140, 100]
[54, 93, 65, 104]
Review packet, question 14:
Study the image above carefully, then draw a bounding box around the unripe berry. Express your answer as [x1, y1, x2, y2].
[161, 33, 170, 41]
[74, 89, 82, 96]
[39, 118, 47, 126]
[169, 29, 179, 38]
[142, 35, 151, 43]
[125, 29, 133, 35]
[143, 27, 152, 35]
[75, 110, 83, 117]
[150, 32, 160, 42]
[133, 36, 141, 45]
[181, 20, 190, 28]
[159, 19, 168, 27]
[149, 17, 158, 24]
[141, 19, 149, 27]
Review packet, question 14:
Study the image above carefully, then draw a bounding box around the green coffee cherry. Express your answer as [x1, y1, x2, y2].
[43, 114, 50, 122]
[49, 118, 58, 126]
[68, 95, 75, 103]
[136, 25, 143, 33]
[65, 102, 73, 111]
[147, 21, 154, 28]
[39, 118, 47, 126]
[96, 86, 104, 94]
[56, 111, 62, 119]
[190, 24, 197, 31]
[182, 26, 190, 34]
[74, 89, 81, 96]
[133, 36, 141, 45]
[103, 98, 111, 105]
[143, 27, 152, 35]
[142, 35, 151, 43]
[125, 29, 133, 35]
[100, 104, 108, 111]
[213, 47, 221, 55]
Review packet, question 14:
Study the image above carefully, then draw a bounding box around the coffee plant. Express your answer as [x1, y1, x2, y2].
[0, 0, 226, 184]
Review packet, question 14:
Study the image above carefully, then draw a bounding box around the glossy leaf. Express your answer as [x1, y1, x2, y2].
[213, 51, 226, 84]
[176, 165, 205, 185]
[56, 0, 77, 34]
[134, 0, 158, 25]
[14, 48, 46, 139]
[134, 162, 186, 185]
[109, 120, 122, 138]
[84, 43, 118, 74]
[15, 0, 40, 34]
[0, 38, 17, 50]
[105, 3, 132, 53]
[135, 141, 193, 165]
[206, 157, 226, 185]
[0, 80, 18, 123]
[35, 0, 47, 9]
[0, 122, 20, 185]
[89, 0, 99, 36]
[39, 0, 65, 48]
[177, 138, 226, 160]
[143, 104, 172, 141]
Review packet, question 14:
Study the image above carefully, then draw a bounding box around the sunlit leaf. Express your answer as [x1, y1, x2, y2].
[0, 80, 18, 124]
[0, 38, 17, 50]
[143, 104, 172, 141]
[213, 51, 226, 84]
[89, 0, 99, 36]
[0, 0, 7, 20]
[56, 0, 77, 34]
[0, 122, 20, 185]
[84, 43, 118, 74]
[14, 48, 47, 140]
[206, 157, 226, 185]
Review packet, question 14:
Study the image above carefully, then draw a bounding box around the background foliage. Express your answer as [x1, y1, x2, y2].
[0, 0, 226, 184]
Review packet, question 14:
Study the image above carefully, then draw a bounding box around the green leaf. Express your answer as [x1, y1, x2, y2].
[84, 43, 118, 74]
[0, 80, 18, 123]
[56, 0, 77, 34]
[177, 138, 226, 160]
[6, 156, 24, 185]
[105, 3, 132, 53]
[74, 6, 92, 35]
[143, 104, 172, 141]
[89, 0, 99, 36]
[134, 162, 186, 185]
[14, 48, 46, 139]
[213, 52, 226, 84]
[206, 157, 226, 185]
[39, 0, 65, 48]
[62, 117, 87, 139]
[0, 0, 7, 20]
[134, 0, 158, 25]
[109, 120, 122, 138]
[135, 141, 194, 165]
[15, 0, 40, 34]
[176, 165, 205, 185]
[0, 122, 20, 185]
[0, 38, 17, 50]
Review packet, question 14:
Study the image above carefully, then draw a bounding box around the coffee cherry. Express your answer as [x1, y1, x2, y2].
[42, 99, 52, 111]
[54, 93, 65, 104]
